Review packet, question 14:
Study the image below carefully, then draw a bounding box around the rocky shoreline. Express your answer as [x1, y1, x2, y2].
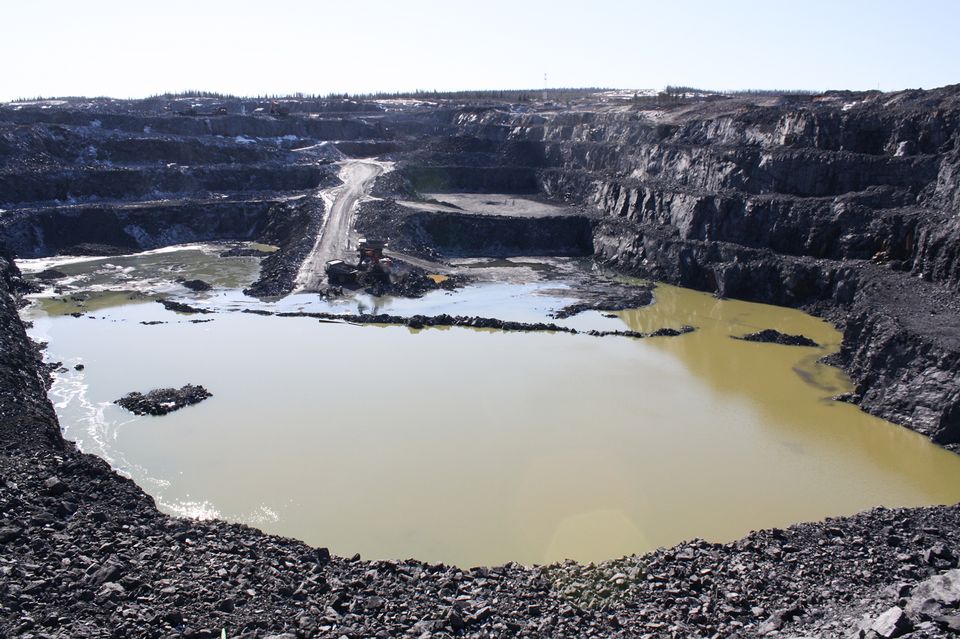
[1, 251, 958, 638]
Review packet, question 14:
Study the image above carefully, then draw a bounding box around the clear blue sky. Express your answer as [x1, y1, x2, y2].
[2, 0, 958, 100]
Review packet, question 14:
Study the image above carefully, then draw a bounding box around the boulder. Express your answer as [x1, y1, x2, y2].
[906, 569, 960, 617]
[870, 606, 911, 638]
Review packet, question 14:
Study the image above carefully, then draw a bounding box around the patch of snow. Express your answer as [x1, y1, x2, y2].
[234, 135, 256, 145]
[597, 89, 659, 100]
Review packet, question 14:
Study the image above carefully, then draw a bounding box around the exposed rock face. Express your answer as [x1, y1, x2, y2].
[358, 201, 595, 258]
[0, 248, 61, 449]
[431, 88, 960, 448]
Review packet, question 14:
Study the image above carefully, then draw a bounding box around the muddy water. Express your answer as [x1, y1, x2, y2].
[20, 250, 960, 567]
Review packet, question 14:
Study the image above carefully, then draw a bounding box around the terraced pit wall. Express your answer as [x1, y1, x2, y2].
[441, 91, 960, 446]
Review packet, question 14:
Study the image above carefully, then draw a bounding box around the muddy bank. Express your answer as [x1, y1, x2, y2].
[1, 254, 959, 637]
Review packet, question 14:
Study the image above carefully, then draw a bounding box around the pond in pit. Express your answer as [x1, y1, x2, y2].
[18, 244, 960, 567]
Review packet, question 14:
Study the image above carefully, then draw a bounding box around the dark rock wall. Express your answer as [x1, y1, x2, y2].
[393, 211, 594, 257]
[0, 109, 386, 139]
[0, 249, 61, 448]
[841, 311, 960, 446]
[438, 89, 960, 444]
[402, 165, 540, 194]
[0, 165, 326, 206]
[0, 200, 276, 258]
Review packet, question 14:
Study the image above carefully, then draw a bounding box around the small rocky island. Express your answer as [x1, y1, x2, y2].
[115, 384, 212, 416]
[734, 329, 820, 347]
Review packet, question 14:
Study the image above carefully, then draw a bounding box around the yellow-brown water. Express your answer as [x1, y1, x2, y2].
[20, 252, 960, 567]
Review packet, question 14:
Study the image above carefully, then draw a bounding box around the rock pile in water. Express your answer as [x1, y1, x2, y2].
[115, 384, 212, 416]
[734, 328, 820, 347]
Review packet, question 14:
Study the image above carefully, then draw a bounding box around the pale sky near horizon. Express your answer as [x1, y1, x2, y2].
[2, 0, 957, 101]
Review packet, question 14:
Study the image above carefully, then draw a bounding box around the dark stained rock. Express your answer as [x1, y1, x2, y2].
[34, 268, 68, 280]
[0, 526, 23, 544]
[756, 605, 803, 634]
[43, 476, 67, 496]
[734, 329, 820, 347]
[181, 279, 213, 292]
[650, 325, 696, 337]
[364, 271, 462, 298]
[156, 299, 213, 314]
[115, 384, 212, 416]
[551, 282, 655, 319]
[219, 246, 271, 258]
[271, 308, 693, 340]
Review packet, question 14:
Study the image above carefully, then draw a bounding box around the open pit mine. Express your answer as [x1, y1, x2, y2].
[2, 87, 960, 638]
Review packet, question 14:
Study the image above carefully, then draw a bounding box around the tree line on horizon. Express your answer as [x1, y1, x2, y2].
[11, 86, 826, 104]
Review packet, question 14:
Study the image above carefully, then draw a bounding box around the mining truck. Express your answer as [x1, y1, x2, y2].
[324, 260, 358, 285]
[324, 238, 392, 285]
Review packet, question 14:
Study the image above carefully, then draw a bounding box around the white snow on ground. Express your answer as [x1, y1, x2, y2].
[3, 100, 68, 107]
[16, 243, 225, 273]
[596, 89, 660, 100]
[374, 98, 438, 109]
[235, 135, 256, 144]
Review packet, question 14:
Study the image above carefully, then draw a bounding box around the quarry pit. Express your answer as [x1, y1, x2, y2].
[3, 88, 960, 638]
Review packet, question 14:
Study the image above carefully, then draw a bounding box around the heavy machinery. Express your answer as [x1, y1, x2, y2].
[325, 238, 392, 285]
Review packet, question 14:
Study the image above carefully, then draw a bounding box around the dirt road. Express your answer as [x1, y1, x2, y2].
[294, 161, 386, 291]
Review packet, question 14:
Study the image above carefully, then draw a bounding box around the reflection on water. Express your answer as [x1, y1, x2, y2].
[18, 250, 960, 567]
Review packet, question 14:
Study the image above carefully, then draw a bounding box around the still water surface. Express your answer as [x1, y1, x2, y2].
[20, 245, 960, 566]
